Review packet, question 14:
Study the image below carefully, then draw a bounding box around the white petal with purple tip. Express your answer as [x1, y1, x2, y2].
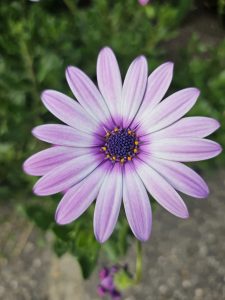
[123, 163, 152, 241]
[143, 138, 222, 162]
[142, 117, 220, 142]
[94, 163, 122, 243]
[134, 62, 174, 125]
[97, 47, 122, 118]
[122, 56, 148, 127]
[32, 124, 102, 147]
[134, 159, 189, 219]
[23, 146, 92, 176]
[66, 66, 112, 125]
[41, 90, 99, 133]
[139, 88, 200, 135]
[33, 153, 103, 196]
[140, 154, 209, 198]
[55, 162, 110, 225]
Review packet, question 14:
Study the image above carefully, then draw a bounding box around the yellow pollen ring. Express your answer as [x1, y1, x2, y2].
[114, 127, 119, 132]
[133, 148, 138, 154]
[105, 132, 110, 137]
[134, 140, 139, 145]
[112, 156, 116, 161]
[128, 130, 132, 135]
[127, 156, 132, 161]
[120, 158, 125, 164]
[102, 146, 107, 151]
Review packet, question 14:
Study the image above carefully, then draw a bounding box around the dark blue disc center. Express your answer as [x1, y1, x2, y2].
[106, 129, 135, 158]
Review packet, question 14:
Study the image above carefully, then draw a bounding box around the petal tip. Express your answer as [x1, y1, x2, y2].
[165, 61, 174, 69]
[191, 87, 201, 98]
[182, 210, 189, 219]
[31, 127, 38, 138]
[100, 46, 113, 54]
[22, 159, 31, 175]
[95, 233, 108, 244]
[136, 233, 150, 242]
[217, 144, 223, 155]
[41, 89, 52, 103]
[214, 120, 221, 131]
[65, 65, 75, 78]
[55, 210, 67, 225]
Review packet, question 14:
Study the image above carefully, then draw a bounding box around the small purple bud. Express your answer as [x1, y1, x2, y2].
[99, 267, 109, 280]
[101, 276, 114, 291]
[97, 285, 106, 297]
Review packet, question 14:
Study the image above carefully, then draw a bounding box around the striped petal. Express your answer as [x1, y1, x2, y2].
[140, 155, 209, 198]
[143, 138, 222, 162]
[23, 146, 92, 176]
[41, 90, 99, 134]
[66, 66, 112, 126]
[94, 163, 122, 243]
[33, 153, 103, 196]
[122, 56, 148, 127]
[134, 62, 174, 126]
[55, 162, 110, 225]
[32, 124, 102, 147]
[139, 88, 200, 135]
[134, 159, 189, 218]
[123, 162, 152, 241]
[142, 117, 220, 142]
[97, 47, 122, 119]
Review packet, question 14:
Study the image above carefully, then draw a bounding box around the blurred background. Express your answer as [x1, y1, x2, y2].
[0, 0, 224, 299]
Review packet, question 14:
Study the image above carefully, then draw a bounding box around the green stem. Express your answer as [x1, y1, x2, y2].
[63, 0, 77, 16]
[134, 240, 142, 284]
[19, 39, 39, 105]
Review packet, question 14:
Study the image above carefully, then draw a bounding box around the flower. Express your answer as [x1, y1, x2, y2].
[97, 266, 123, 300]
[23, 47, 222, 243]
[138, 0, 150, 5]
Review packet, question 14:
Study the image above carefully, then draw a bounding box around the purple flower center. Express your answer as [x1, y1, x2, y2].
[102, 128, 139, 163]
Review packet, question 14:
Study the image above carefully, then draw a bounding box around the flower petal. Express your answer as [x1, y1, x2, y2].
[94, 163, 122, 243]
[97, 47, 122, 118]
[134, 62, 174, 126]
[139, 88, 200, 135]
[123, 162, 152, 241]
[41, 90, 99, 134]
[55, 161, 110, 225]
[33, 153, 103, 196]
[23, 146, 92, 176]
[140, 155, 209, 198]
[32, 124, 102, 147]
[142, 117, 220, 142]
[66, 66, 112, 126]
[134, 159, 189, 218]
[122, 56, 148, 127]
[143, 138, 222, 162]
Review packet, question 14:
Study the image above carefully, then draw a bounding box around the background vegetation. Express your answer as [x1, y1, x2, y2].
[0, 0, 224, 278]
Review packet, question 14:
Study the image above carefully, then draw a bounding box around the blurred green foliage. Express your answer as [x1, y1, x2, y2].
[0, 0, 224, 277]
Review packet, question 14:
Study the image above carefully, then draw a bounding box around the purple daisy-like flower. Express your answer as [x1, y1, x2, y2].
[23, 47, 221, 243]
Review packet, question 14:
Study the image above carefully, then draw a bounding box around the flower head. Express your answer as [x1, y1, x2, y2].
[97, 266, 123, 300]
[24, 47, 221, 243]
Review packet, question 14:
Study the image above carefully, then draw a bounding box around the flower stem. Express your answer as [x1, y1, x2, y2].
[63, 0, 77, 16]
[134, 240, 142, 284]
